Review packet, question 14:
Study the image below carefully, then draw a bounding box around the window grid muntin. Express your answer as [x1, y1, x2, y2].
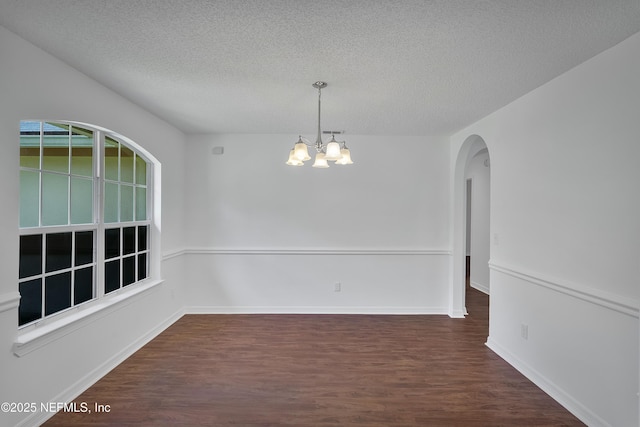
[19, 121, 153, 329]
[18, 227, 97, 326]
[104, 223, 150, 294]
[19, 122, 96, 228]
[103, 136, 149, 224]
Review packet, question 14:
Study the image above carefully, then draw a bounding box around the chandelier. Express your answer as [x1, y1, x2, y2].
[286, 81, 353, 168]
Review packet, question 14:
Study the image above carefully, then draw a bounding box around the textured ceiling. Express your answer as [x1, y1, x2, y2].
[1, 1, 639, 136]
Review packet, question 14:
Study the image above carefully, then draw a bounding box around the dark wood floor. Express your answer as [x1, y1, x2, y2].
[44, 287, 584, 426]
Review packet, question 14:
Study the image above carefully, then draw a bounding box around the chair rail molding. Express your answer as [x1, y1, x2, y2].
[0, 291, 20, 314]
[184, 247, 451, 256]
[489, 260, 639, 318]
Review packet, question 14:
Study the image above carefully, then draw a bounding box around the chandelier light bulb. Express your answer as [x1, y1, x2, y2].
[335, 147, 353, 165]
[286, 149, 303, 166]
[312, 151, 329, 168]
[294, 137, 311, 161]
[324, 135, 342, 161]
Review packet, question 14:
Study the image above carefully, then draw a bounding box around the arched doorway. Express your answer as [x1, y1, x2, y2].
[451, 135, 490, 318]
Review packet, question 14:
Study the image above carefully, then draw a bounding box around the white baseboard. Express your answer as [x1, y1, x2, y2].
[485, 336, 610, 427]
[470, 281, 489, 295]
[185, 306, 449, 315]
[18, 308, 185, 427]
[448, 308, 466, 318]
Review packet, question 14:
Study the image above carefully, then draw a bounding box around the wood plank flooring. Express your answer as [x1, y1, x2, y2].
[44, 287, 584, 426]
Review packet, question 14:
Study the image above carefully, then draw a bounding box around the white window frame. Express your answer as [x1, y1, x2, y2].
[15, 120, 161, 356]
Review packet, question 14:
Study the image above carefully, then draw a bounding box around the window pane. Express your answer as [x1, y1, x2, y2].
[105, 260, 120, 294]
[42, 172, 69, 226]
[46, 232, 72, 273]
[71, 177, 93, 224]
[20, 123, 40, 168]
[19, 234, 42, 279]
[135, 155, 146, 185]
[123, 256, 135, 286]
[120, 184, 134, 222]
[42, 122, 69, 173]
[121, 146, 134, 183]
[74, 267, 94, 305]
[135, 187, 147, 221]
[104, 182, 118, 223]
[123, 227, 136, 255]
[75, 231, 94, 266]
[19, 279, 42, 326]
[71, 126, 93, 177]
[138, 253, 147, 281]
[45, 272, 71, 315]
[138, 226, 148, 251]
[104, 137, 119, 181]
[20, 170, 40, 228]
[18, 122, 153, 326]
[105, 228, 120, 259]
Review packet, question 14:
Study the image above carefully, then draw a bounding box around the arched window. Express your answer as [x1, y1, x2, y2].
[18, 121, 153, 327]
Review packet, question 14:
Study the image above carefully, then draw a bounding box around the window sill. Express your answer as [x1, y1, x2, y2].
[13, 279, 164, 357]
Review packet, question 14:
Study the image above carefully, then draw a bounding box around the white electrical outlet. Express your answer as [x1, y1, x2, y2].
[334, 282, 341, 292]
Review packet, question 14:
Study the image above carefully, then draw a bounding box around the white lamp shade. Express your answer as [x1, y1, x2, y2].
[324, 140, 342, 161]
[286, 149, 304, 166]
[294, 141, 311, 161]
[335, 148, 353, 165]
[312, 151, 329, 168]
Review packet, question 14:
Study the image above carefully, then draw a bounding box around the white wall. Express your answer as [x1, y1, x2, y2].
[465, 151, 490, 294]
[0, 25, 186, 426]
[183, 134, 452, 313]
[451, 31, 640, 427]
[3, 17, 638, 427]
